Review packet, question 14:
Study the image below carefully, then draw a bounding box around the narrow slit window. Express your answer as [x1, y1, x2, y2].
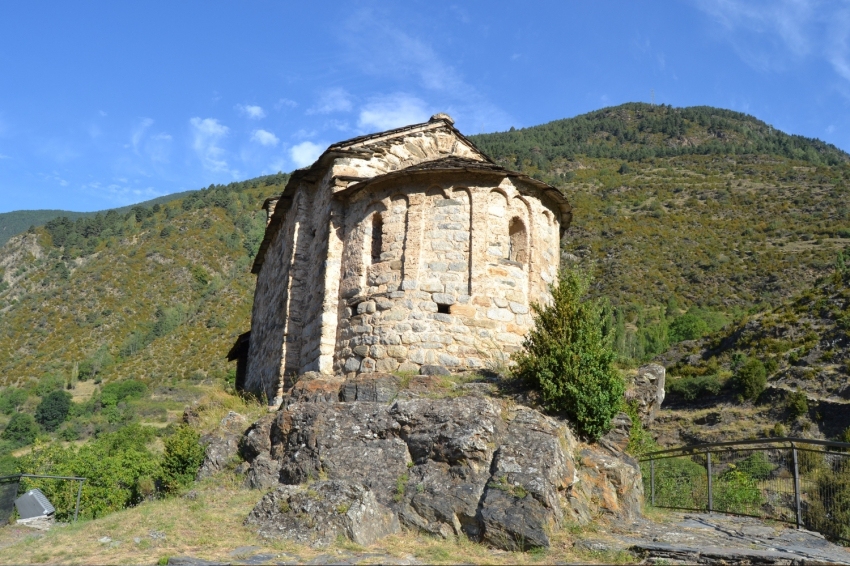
[509, 217, 528, 265]
[437, 303, 450, 314]
[371, 214, 383, 265]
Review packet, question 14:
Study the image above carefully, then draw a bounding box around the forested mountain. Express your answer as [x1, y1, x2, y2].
[472, 103, 850, 363]
[0, 174, 287, 393]
[1, 103, 849, 462]
[0, 190, 198, 248]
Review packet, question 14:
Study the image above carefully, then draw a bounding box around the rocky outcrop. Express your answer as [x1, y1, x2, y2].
[196, 411, 247, 480]
[240, 377, 644, 551]
[625, 363, 666, 425]
[245, 480, 399, 547]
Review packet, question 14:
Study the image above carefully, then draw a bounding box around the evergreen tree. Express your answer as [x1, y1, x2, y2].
[34, 390, 72, 432]
[512, 269, 625, 441]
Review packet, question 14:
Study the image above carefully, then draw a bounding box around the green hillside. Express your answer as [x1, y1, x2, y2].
[472, 103, 850, 362]
[1, 103, 849, 463]
[0, 174, 288, 394]
[0, 190, 197, 248]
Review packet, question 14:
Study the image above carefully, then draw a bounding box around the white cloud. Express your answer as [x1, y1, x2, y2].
[308, 88, 353, 114]
[274, 98, 298, 110]
[189, 117, 230, 172]
[251, 129, 279, 147]
[83, 181, 164, 205]
[131, 118, 154, 151]
[289, 141, 325, 168]
[341, 11, 513, 132]
[358, 93, 431, 131]
[236, 104, 266, 119]
[696, 0, 850, 84]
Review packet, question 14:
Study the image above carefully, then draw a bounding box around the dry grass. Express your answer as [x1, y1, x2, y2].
[0, 471, 639, 565]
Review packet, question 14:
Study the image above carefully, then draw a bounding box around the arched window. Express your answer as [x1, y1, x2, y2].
[370, 213, 383, 264]
[508, 217, 527, 265]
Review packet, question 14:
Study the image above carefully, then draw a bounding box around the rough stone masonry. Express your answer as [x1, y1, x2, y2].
[242, 114, 572, 405]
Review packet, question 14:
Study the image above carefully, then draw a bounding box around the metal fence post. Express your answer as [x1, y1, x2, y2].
[707, 451, 713, 513]
[792, 444, 802, 529]
[650, 458, 656, 506]
[74, 479, 84, 522]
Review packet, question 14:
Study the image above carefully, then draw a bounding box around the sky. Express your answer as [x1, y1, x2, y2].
[1, 0, 850, 213]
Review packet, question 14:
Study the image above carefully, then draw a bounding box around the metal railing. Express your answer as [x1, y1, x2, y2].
[640, 437, 850, 544]
[0, 473, 86, 524]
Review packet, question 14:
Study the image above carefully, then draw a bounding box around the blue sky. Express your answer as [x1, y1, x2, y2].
[1, 0, 850, 213]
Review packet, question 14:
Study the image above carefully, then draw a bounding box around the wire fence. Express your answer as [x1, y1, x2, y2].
[640, 437, 850, 544]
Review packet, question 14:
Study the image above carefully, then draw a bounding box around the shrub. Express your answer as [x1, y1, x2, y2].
[735, 358, 767, 401]
[512, 269, 625, 441]
[160, 425, 205, 493]
[100, 379, 147, 406]
[35, 390, 72, 432]
[1, 412, 39, 448]
[738, 451, 776, 480]
[786, 390, 809, 419]
[667, 374, 722, 401]
[34, 374, 65, 397]
[17, 425, 161, 520]
[714, 468, 763, 513]
[669, 312, 709, 342]
[0, 388, 28, 415]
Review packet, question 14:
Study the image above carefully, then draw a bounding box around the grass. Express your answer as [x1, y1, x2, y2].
[0, 471, 641, 565]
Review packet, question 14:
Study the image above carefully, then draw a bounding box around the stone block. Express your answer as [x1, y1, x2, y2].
[387, 345, 408, 359]
[360, 358, 377, 372]
[398, 362, 420, 373]
[419, 364, 450, 376]
[375, 358, 399, 373]
[449, 304, 476, 317]
[382, 309, 409, 322]
[353, 345, 370, 357]
[438, 354, 461, 367]
[420, 281, 444, 293]
[431, 293, 455, 305]
[344, 357, 361, 372]
[409, 349, 426, 364]
[487, 308, 514, 322]
[401, 332, 421, 344]
[472, 296, 491, 307]
[508, 302, 528, 314]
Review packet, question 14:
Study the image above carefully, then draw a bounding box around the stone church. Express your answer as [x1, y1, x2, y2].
[240, 114, 572, 405]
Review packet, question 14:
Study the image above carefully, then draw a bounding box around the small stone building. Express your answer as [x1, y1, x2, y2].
[243, 114, 572, 404]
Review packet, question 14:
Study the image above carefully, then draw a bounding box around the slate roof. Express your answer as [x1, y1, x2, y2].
[251, 117, 570, 274]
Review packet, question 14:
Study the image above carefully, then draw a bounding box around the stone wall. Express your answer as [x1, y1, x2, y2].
[244, 117, 569, 403]
[332, 175, 562, 377]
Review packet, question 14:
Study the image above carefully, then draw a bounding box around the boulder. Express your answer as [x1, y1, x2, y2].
[625, 364, 666, 425]
[196, 411, 247, 480]
[568, 445, 643, 524]
[245, 480, 399, 547]
[246, 453, 282, 490]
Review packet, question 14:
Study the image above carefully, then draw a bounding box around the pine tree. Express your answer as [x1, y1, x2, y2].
[512, 269, 625, 441]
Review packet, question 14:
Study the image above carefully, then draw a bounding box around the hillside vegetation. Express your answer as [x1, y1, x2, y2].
[1, 102, 849, 463]
[472, 103, 850, 363]
[0, 176, 285, 389]
[0, 190, 197, 248]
